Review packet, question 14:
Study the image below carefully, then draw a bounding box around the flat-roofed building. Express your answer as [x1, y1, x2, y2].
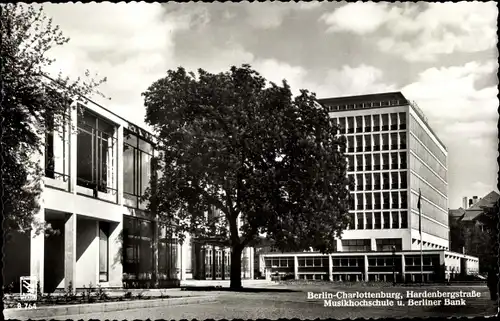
[258, 92, 479, 283]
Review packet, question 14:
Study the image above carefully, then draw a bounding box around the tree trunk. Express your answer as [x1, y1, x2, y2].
[230, 245, 243, 289]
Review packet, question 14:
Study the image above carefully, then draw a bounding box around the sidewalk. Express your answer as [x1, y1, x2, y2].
[3, 289, 215, 320]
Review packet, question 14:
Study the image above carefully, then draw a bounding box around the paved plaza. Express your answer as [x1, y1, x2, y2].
[20, 284, 497, 320]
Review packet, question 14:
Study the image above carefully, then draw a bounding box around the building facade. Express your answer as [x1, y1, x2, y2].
[259, 92, 479, 282]
[3, 97, 252, 293]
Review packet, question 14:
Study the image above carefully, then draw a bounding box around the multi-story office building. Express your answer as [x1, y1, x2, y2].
[3, 96, 252, 293]
[259, 92, 479, 282]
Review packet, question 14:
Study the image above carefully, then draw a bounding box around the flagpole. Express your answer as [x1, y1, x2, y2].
[419, 188, 423, 285]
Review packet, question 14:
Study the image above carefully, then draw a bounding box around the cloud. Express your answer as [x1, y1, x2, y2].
[401, 60, 499, 147]
[320, 2, 397, 35]
[243, 2, 323, 29]
[320, 2, 498, 61]
[41, 3, 206, 129]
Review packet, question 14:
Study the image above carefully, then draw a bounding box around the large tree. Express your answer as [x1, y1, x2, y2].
[1, 4, 105, 239]
[142, 65, 352, 289]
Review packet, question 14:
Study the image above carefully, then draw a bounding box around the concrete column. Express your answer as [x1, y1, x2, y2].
[336, 239, 343, 252]
[401, 254, 406, 283]
[69, 103, 78, 194]
[328, 255, 333, 281]
[64, 213, 77, 292]
[249, 247, 255, 280]
[370, 238, 377, 251]
[364, 255, 369, 281]
[294, 255, 299, 280]
[117, 125, 124, 205]
[212, 245, 216, 280]
[30, 208, 45, 293]
[221, 248, 226, 280]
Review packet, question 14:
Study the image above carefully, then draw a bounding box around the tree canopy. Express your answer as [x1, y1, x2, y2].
[142, 65, 352, 288]
[1, 4, 105, 238]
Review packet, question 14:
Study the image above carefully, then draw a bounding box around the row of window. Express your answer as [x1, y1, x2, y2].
[326, 100, 407, 112]
[345, 132, 407, 153]
[349, 171, 408, 192]
[348, 211, 409, 230]
[409, 193, 449, 226]
[410, 154, 447, 196]
[409, 115, 447, 166]
[410, 175, 447, 211]
[333, 113, 407, 134]
[409, 135, 447, 180]
[347, 152, 407, 172]
[411, 213, 450, 240]
[45, 108, 156, 211]
[349, 191, 409, 210]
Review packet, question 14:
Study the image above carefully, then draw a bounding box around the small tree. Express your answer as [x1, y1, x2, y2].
[143, 65, 352, 289]
[1, 4, 105, 239]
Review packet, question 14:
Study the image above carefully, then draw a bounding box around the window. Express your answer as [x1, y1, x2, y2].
[45, 112, 55, 178]
[123, 216, 154, 280]
[99, 222, 109, 282]
[374, 212, 382, 229]
[391, 172, 399, 189]
[356, 155, 363, 172]
[382, 154, 390, 170]
[376, 238, 402, 251]
[382, 133, 389, 150]
[400, 192, 408, 209]
[356, 193, 364, 210]
[356, 174, 363, 191]
[399, 132, 407, 149]
[357, 213, 364, 229]
[366, 213, 373, 229]
[383, 212, 390, 228]
[347, 117, 355, 133]
[390, 113, 398, 130]
[382, 172, 390, 190]
[364, 154, 372, 171]
[158, 226, 178, 279]
[123, 130, 154, 209]
[391, 191, 399, 209]
[356, 135, 363, 152]
[365, 174, 373, 191]
[364, 135, 372, 152]
[77, 109, 117, 193]
[365, 192, 373, 209]
[381, 114, 389, 131]
[342, 239, 370, 252]
[373, 153, 381, 170]
[364, 115, 372, 132]
[338, 117, 346, 133]
[391, 212, 399, 228]
[374, 174, 381, 190]
[373, 134, 381, 151]
[373, 115, 380, 131]
[355, 116, 363, 132]
[391, 152, 399, 170]
[390, 133, 398, 150]
[398, 112, 406, 129]
[347, 136, 355, 153]
[400, 171, 407, 188]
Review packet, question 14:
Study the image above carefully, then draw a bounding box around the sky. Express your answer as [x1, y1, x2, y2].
[38, 1, 499, 209]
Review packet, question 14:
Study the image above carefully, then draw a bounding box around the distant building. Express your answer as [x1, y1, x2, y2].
[449, 191, 500, 257]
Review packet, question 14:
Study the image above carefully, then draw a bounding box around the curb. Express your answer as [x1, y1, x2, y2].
[4, 295, 216, 319]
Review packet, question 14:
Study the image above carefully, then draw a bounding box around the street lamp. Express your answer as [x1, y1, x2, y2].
[392, 245, 396, 286]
